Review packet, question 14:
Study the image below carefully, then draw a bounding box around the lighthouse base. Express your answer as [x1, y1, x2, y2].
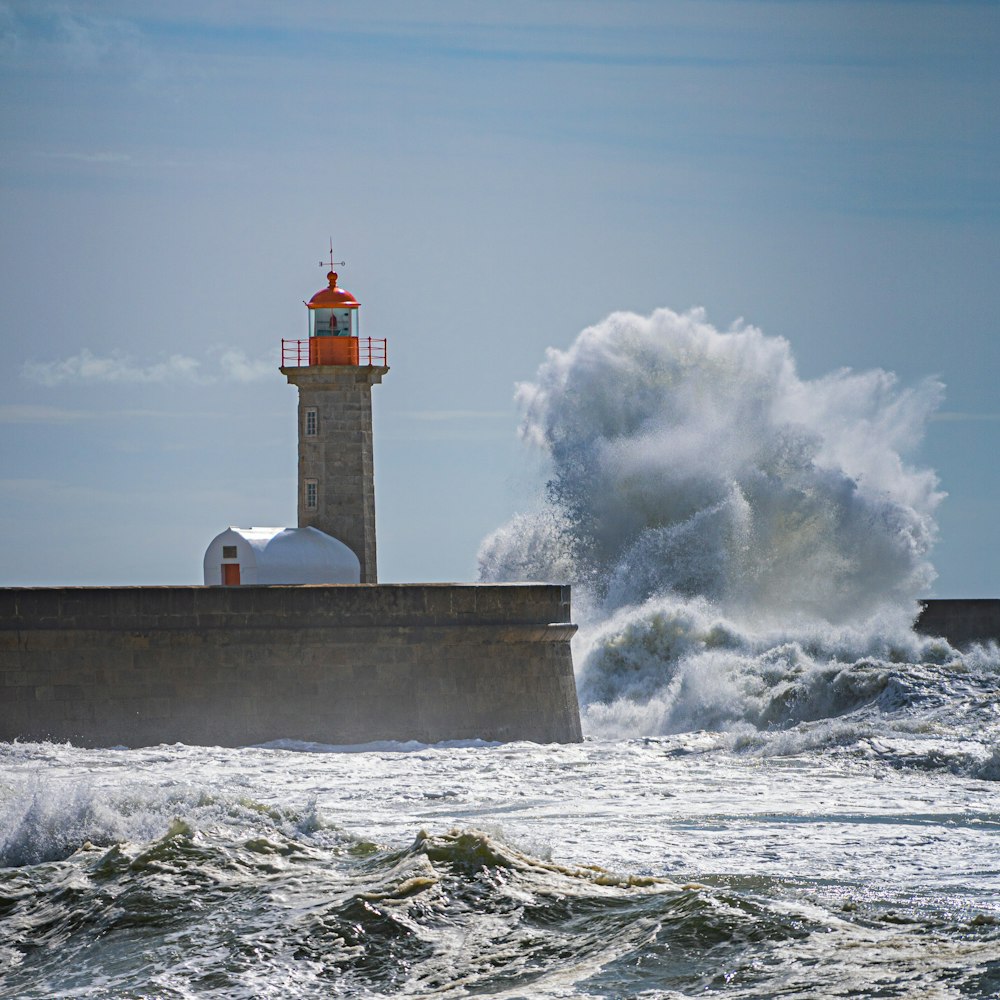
[0, 584, 582, 747]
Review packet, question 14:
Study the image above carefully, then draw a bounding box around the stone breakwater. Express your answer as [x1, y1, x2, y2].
[0, 584, 582, 748]
[916, 598, 1000, 648]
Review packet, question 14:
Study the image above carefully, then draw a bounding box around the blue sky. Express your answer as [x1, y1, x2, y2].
[1, 1, 997, 594]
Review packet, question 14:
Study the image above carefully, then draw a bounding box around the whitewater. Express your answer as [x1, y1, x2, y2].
[2, 308, 998, 998]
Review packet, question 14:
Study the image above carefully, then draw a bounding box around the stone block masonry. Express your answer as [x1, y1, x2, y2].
[282, 364, 386, 583]
[0, 584, 582, 748]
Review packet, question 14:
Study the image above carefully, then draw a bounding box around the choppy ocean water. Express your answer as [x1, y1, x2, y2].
[4, 308, 999, 997]
[2, 674, 999, 1000]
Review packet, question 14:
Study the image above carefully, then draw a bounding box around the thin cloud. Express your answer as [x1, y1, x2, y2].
[0, 404, 91, 424]
[21, 348, 275, 387]
[54, 9, 145, 69]
[22, 349, 203, 386]
[216, 348, 276, 383]
[1, 5, 168, 95]
[36, 150, 132, 165]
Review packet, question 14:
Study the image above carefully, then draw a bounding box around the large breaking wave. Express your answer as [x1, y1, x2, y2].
[476, 307, 997, 741]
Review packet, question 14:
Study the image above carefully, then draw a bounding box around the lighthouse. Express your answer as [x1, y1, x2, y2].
[32, 251, 583, 747]
[203, 252, 386, 586]
[279, 259, 388, 583]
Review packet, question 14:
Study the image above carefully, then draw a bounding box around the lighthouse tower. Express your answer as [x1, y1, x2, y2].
[279, 258, 388, 583]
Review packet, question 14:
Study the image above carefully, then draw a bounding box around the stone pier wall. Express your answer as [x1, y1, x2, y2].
[916, 598, 1000, 648]
[0, 584, 582, 748]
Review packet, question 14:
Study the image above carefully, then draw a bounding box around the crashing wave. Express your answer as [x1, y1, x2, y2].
[476, 307, 999, 746]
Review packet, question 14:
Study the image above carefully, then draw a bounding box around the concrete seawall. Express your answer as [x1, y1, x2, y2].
[916, 599, 1000, 648]
[0, 584, 582, 748]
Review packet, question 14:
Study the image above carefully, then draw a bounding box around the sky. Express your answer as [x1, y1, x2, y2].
[0, 0, 997, 596]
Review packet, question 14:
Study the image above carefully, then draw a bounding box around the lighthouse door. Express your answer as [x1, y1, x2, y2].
[222, 564, 241, 586]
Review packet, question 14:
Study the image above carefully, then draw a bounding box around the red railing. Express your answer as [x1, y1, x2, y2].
[363, 337, 388, 366]
[281, 338, 310, 367]
[281, 337, 388, 368]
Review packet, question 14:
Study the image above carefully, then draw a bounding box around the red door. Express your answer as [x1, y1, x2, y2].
[222, 564, 241, 586]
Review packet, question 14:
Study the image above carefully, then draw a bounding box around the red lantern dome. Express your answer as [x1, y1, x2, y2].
[308, 271, 360, 310]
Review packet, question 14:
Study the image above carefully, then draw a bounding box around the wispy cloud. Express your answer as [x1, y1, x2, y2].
[0, 404, 92, 424]
[0, 4, 171, 98]
[21, 348, 275, 387]
[215, 348, 276, 383]
[36, 150, 132, 165]
[55, 9, 144, 67]
[11, 5, 147, 70]
[22, 349, 202, 386]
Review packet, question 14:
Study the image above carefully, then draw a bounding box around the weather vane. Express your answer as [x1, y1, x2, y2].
[320, 237, 346, 272]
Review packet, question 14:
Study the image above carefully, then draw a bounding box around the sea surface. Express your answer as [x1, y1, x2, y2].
[1, 685, 998, 999]
[3, 309, 999, 997]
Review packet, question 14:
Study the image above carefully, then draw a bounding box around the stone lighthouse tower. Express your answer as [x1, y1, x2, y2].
[279, 257, 388, 583]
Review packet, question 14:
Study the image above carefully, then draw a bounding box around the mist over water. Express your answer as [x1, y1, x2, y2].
[476, 308, 990, 741]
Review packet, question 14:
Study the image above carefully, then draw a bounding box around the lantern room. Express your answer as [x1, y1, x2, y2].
[308, 270, 360, 338]
[280, 259, 388, 369]
[305, 270, 360, 365]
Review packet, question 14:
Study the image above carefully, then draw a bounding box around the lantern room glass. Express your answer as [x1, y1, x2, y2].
[309, 308, 358, 338]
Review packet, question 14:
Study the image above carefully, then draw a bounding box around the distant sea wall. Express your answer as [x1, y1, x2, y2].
[0, 584, 582, 748]
[916, 598, 1000, 649]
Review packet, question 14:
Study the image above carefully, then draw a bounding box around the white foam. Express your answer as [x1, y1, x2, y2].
[0, 762, 344, 867]
[255, 738, 503, 754]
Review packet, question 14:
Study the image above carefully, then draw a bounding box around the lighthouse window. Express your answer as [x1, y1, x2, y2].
[305, 479, 318, 510]
[312, 309, 334, 336]
[305, 408, 318, 436]
[334, 309, 352, 336]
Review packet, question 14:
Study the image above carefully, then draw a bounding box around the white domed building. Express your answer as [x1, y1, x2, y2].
[203, 526, 360, 586]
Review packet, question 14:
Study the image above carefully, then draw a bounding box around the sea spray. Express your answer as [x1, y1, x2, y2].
[478, 307, 959, 738]
[574, 593, 962, 739]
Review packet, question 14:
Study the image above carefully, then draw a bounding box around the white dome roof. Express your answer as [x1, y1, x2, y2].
[204, 526, 361, 585]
